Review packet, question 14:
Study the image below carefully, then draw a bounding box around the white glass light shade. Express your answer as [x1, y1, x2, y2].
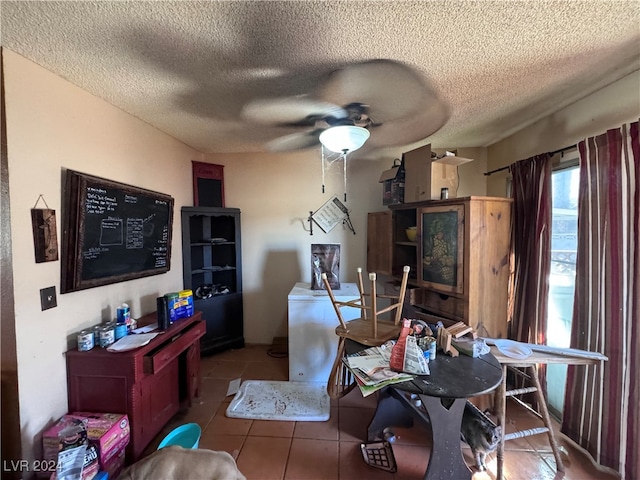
[319, 125, 370, 153]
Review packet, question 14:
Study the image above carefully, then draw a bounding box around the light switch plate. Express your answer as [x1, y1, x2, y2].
[40, 286, 57, 310]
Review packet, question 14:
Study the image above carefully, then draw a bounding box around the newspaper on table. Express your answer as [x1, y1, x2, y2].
[398, 336, 430, 375]
[343, 343, 428, 397]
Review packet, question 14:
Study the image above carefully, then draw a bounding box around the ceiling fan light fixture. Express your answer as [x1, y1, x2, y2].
[319, 125, 370, 153]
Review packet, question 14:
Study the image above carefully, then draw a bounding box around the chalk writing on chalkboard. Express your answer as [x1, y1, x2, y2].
[61, 169, 174, 293]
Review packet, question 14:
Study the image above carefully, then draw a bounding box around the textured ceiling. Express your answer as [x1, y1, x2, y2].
[2, 1, 639, 155]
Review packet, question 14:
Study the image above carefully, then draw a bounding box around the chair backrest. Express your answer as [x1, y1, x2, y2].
[321, 266, 410, 341]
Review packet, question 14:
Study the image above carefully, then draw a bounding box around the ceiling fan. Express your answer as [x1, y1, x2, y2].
[241, 59, 450, 153]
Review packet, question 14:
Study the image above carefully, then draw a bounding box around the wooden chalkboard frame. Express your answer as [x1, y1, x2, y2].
[61, 169, 174, 293]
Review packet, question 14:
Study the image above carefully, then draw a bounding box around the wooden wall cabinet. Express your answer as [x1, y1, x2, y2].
[366, 210, 392, 275]
[368, 196, 512, 338]
[66, 312, 205, 462]
[181, 207, 244, 355]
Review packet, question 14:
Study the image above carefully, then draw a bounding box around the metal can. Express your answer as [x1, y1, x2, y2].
[116, 303, 131, 325]
[99, 325, 115, 348]
[92, 324, 102, 345]
[114, 323, 128, 340]
[440, 187, 449, 200]
[77, 330, 94, 352]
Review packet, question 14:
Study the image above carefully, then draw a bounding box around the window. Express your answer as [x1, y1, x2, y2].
[546, 161, 579, 417]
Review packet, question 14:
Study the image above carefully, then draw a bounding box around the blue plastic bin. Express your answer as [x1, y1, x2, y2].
[157, 423, 201, 450]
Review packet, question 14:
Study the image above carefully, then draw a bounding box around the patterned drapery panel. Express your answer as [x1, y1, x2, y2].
[507, 154, 552, 405]
[508, 154, 552, 346]
[562, 121, 639, 479]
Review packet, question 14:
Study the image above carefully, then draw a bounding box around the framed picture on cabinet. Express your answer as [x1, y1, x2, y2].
[192, 161, 225, 207]
[420, 204, 464, 294]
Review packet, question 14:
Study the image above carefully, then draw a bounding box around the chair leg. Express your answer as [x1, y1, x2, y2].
[528, 366, 565, 472]
[327, 337, 356, 400]
[496, 365, 507, 480]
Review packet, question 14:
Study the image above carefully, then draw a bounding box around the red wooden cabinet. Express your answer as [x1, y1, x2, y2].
[66, 312, 205, 461]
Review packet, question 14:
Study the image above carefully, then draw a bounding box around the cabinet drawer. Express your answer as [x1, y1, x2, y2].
[419, 289, 466, 321]
[144, 321, 205, 374]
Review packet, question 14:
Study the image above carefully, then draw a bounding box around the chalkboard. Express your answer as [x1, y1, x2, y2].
[61, 169, 174, 293]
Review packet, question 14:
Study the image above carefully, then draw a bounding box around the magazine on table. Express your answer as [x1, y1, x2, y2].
[343, 345, 420, 397]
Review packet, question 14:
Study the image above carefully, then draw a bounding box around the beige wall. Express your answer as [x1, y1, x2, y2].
[3, 50, 203, 468]
[486, 70, 640, 197]
[203, 151, 390, 343]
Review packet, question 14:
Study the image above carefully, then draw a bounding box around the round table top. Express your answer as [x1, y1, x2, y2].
[395, 351, 503, 398]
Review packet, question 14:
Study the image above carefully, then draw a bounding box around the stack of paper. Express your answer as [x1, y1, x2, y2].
[343, 346, 419, 397]
[107, 333, 160, 352]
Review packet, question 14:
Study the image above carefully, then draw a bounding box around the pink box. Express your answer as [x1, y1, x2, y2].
[102, 447, 125, 479]
[70, 412, 130, 466]
[43, 413, 129, 469]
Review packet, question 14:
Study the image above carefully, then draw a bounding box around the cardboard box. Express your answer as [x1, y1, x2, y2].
[44, 413, 130, 471]
[379, 159, 404, 205]
[402, 144, 460, 202]
[71, 412, 130, 467]
[102, 447, 126, 479]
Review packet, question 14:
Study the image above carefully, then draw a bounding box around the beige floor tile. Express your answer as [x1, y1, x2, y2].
[338, 406, 376, 443]
[284, 438, 339, 480]
[236, 436, 291, 480]
[390, 423, 431, 446]
[201, 358, 247, 379]
[293, 407, 339, 441]
[177, 399, 221, 430]
[249, 419, 296, 438]
[208, 402, 254, 436]
[198, 432, 245, 459]
[198, 377, 235, 403]
[338, 387, 379, 409]
[390, 444, 430, 480]
[242, 359, 289, 381]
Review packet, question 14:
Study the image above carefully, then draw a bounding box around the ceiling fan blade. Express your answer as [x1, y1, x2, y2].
[242, 95, 348, 126]
[368, 94, 450, 147]
[265, 130, 322, 152]
[316, 59, 434, 123]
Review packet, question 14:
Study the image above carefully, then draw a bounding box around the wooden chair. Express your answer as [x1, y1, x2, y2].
[321, 266, 411, 399]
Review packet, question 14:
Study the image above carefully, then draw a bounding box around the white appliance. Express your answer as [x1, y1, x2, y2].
[288, 282, 360, 383]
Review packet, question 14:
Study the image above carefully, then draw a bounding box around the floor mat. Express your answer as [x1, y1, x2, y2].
[225, 380, 329, 421]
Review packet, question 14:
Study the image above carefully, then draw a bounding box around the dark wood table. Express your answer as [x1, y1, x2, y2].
[348, 340, 503, 480]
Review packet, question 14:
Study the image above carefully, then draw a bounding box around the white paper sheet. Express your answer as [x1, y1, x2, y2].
[131, 323, 158, 334]
[106, 333, 160, 352]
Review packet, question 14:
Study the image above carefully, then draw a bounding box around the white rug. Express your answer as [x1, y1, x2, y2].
[225, 380, 330, 421]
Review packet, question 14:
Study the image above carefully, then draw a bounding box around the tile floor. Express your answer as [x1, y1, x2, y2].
[144, 344, 619, 480]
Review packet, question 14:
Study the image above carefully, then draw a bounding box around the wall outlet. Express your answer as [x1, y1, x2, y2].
[40, 286, 57, 310]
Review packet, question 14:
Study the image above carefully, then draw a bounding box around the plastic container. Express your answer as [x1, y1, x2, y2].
[157, 423, 201, 450]
[177, 290, 194, 318]
[156, 296, 171, 331]
[164, 292, 179, 323]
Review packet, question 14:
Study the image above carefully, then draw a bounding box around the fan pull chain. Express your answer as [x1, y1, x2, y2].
[343, 151, 348, 202]
[321, 146, 326, 193]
